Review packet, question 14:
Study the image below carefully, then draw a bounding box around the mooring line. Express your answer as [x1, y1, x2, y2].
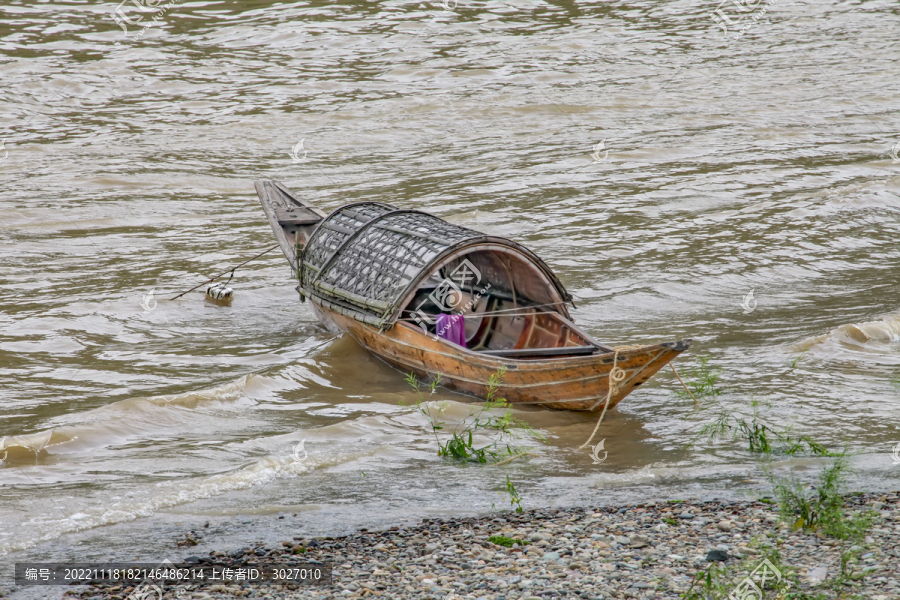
[169, 244, 280, 300]
[670, 363, 699, 405]
[577, 349, 626, 450]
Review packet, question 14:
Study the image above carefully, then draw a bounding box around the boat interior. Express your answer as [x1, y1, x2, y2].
[401, 248, 613, 359]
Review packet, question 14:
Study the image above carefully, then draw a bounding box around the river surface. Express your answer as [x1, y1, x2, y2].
[2, 0, 900, 587]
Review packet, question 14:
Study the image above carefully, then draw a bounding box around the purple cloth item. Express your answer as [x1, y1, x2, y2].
[435, 314, 466, 347]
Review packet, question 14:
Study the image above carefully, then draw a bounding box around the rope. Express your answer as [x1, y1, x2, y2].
[577, 347, 630, 450]
[670, 363, 698, 405]
[169, 244, 280, 300]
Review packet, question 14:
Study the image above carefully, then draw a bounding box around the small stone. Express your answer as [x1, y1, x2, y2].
[717, 520, 734, 532]
[541, 552, 561, 562]
[706, 550, 729, 562]
[808, 566, 828, 583]
[630, 535, 650, 549]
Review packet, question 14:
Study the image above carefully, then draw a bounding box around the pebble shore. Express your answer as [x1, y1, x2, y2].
[67, 492, 900, 600]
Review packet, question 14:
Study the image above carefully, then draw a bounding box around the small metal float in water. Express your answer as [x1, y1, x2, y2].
[169, 245, 279, 305]
[206, 281, 233, 301]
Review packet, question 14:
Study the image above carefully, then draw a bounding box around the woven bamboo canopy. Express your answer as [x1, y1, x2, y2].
[298, 202, 573, 329]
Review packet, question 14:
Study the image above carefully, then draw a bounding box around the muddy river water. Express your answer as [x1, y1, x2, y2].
[1, 0, 899, 582]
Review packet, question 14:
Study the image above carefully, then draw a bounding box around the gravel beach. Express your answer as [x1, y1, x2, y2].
[63, 492, 900, 600]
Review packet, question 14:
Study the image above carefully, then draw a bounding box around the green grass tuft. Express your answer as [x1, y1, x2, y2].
[404, 367, 542, 464]
[488, 535, 530, 547]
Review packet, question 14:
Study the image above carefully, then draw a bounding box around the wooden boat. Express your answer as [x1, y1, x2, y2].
[254, 180, 691, 411]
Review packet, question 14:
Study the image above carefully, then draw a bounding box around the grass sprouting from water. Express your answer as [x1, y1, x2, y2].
[403, 367, 542, 464]
[675, 354, 721, 399]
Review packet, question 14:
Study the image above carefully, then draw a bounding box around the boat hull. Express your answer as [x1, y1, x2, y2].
[312, 302, 690, 411]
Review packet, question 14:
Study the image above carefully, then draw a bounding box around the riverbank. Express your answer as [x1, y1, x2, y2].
[62, 492, 900, 600]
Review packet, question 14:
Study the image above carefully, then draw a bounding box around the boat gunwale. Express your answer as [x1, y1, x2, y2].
[355, 318, 688, 389]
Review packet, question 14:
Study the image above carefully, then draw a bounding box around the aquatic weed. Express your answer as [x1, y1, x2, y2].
[789, 350, 808, 370]
[404, 367, 542, 464]
[691, 397, 835, 457]
[675, 354, 722, 399]
[502, 475, 524, 514]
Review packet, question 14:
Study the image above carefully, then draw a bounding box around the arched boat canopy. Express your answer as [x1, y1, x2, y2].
[298, 202, 573, 329]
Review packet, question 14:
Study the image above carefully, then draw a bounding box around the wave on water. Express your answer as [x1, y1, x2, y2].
[795, 312, 900, 352]
[0, 451, 327, 555]
[589, 462, 761, 488]
[0, 375, 257, 462]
